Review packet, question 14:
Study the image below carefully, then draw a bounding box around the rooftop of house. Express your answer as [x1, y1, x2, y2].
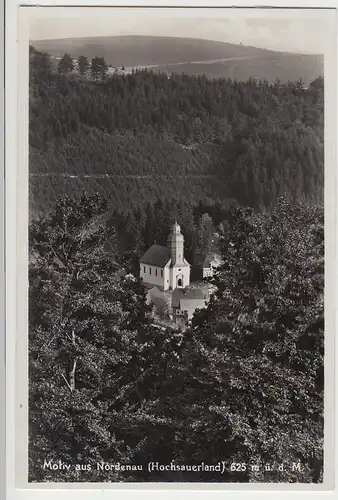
[171, 286, 206, 308]
[180, 298, 207, 319]
[140, 244, 171, 267]
[203, 252, 223, 268]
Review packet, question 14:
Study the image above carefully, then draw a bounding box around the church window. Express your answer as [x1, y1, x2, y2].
[161, 270, 163, 277]
[155, 269, 158, 276]
[149, 267, 152, 275]
[143, 266, 146, 273]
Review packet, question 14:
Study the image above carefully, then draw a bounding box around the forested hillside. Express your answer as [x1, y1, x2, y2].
[29, 46, 324, 219]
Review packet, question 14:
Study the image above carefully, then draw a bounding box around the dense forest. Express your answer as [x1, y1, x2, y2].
[29, 193, 324, 483]
[29, 46, 324, 483]
[29, 47, 324, 219]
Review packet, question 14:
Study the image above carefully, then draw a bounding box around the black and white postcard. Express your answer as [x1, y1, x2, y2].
[6, 1, 337, 495]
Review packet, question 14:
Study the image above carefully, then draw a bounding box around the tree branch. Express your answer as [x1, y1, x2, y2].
[59, 368, 72, 392]
[69, 329, 77, 392]
[47, 244, 65, 268]
[70, 359, 77, 392]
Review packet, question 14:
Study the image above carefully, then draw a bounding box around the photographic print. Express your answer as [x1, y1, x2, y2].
[24, 4, 332, 486]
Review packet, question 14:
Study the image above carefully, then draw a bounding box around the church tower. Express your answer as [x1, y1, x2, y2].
[167, 222, 185, 265]
[167, 222, 190, 289]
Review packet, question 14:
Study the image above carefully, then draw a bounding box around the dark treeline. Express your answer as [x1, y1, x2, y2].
[29, 47, 324, 218]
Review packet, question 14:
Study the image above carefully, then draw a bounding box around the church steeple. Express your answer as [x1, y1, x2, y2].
[167, 222, 185, 266]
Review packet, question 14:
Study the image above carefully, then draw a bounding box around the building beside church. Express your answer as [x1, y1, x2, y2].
[202, 252, 223, 278]
[140, 222, 191, 291]
[172, 286, 209, 327]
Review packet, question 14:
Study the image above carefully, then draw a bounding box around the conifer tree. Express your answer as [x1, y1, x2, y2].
[78, 55, 90, 76]
[58, 53, 74, 75]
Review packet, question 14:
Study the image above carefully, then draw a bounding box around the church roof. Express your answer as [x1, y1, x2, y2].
[140, 244, 171, 267]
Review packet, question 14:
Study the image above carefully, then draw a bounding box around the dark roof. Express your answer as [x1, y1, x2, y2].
[140, 244, 171, 267]
[172, 287, 205, 308]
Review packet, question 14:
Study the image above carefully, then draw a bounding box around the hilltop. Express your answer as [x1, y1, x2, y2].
[31, 35, 323, 85]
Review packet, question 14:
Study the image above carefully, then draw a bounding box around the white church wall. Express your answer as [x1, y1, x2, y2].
[171, 265, 190, 290]
[140, 263, 170, 290]
[163, 265, 171, 291]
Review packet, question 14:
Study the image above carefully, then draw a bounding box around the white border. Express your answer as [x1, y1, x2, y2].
[1, 0, 6, 499]
[5, 0, 338, 499]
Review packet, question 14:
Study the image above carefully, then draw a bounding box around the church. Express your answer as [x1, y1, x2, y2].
[139, 222, 191, 291]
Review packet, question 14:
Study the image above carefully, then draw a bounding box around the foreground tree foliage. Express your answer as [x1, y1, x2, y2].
[170, 198, 324, 482]
[29, 195, 324, 483]
[29, 193, 183, 481]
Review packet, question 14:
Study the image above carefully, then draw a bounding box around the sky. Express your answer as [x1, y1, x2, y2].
[28, 7, 333, 54]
